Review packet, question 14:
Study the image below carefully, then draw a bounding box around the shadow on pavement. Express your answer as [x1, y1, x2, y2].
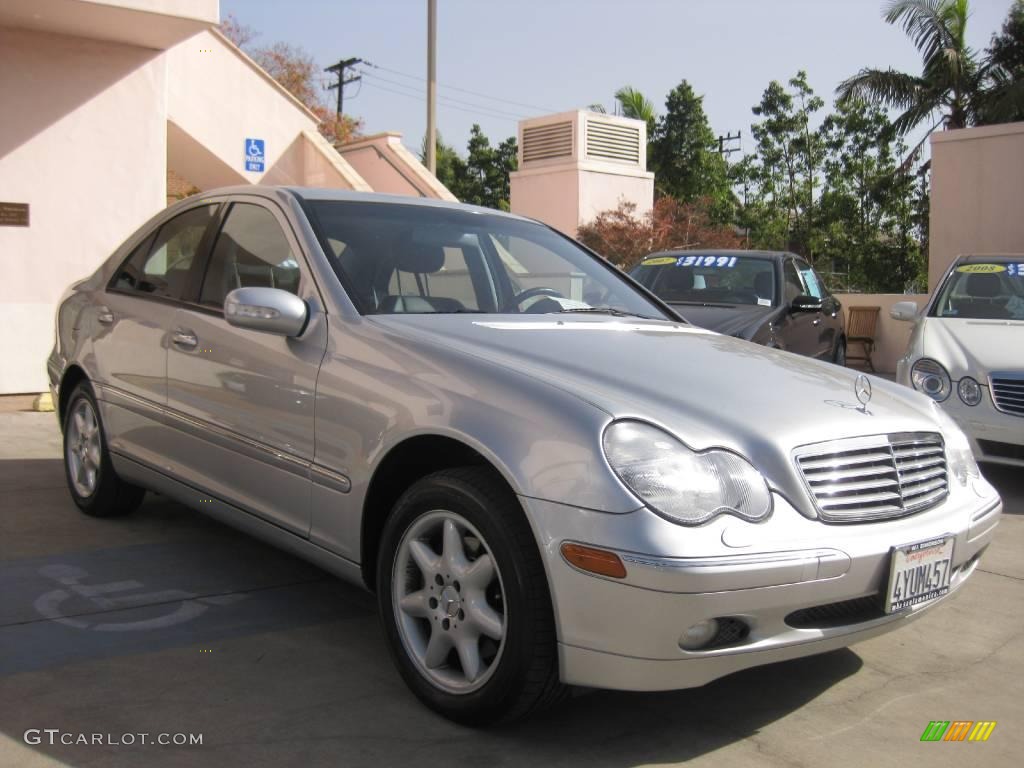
[0, 455, 959, 766]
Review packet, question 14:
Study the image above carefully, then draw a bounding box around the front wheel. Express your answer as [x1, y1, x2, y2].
[377, 468, 564, 725]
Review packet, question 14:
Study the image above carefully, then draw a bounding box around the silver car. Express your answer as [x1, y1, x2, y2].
[48, 187, 1002, 724]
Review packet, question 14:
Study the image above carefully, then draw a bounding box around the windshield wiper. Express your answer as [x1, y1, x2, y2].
[552, 307, 665, 321]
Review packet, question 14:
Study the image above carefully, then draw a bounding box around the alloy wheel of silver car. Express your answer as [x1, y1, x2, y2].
[391, 510, 507, 694]
[66, 397, 102, 497]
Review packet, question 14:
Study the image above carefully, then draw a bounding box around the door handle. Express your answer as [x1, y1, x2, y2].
[172, 329, 198, 349]
[97, 307, 114, 324]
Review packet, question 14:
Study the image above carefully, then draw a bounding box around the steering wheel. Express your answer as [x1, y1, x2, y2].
[502, 287, 564, 312]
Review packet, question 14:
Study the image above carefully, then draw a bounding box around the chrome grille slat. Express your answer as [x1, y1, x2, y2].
[795, 432, 948, 522]
[990, 372, 1024, 417]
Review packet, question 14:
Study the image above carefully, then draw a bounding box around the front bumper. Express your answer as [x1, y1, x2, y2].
[520, 482, 1001, 692]
[938, 391, 1024, 468]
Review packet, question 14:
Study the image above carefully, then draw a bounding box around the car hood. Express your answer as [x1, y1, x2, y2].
[370, 315, 945, 517]
[920, 317, 1024, 377]
[669, 303, 775, 338]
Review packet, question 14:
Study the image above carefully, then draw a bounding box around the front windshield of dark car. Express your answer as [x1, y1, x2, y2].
[931, 262, 1024, 320]
[630, 254, 776, 307]
[305, 201, 669, 319]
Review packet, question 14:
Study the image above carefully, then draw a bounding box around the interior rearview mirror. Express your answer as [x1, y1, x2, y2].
[890, 300, 919, 322]
[790, 294, 823, 313]
[224, 287, 308, 337]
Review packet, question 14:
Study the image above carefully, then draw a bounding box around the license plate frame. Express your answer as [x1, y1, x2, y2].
[884, 535, 955, 614]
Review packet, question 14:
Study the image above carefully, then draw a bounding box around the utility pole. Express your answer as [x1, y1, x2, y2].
[426, 0, 438, 174]
[325, 57, 363, 118]
[717, 130, 741, 158]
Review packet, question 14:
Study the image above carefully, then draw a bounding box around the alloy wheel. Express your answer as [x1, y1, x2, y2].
[391, 510, 507, 694]
[66, 397, 102, 497]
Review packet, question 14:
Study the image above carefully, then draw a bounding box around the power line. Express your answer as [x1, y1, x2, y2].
[324, 57, 363, 116]
[359, 70, 526, 120]
[362, 60, 557, 114]
[359, 80, 521, 123]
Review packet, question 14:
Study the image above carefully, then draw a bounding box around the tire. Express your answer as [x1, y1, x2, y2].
[833, 338, 847, 367]
[376, 467, 565, 725]
[62, 382, 145, 517]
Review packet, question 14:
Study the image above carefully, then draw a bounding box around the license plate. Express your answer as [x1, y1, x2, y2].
[885, 536, 955, 613]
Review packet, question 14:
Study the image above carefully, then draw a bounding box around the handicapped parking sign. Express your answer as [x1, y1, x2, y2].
[245, 138, 265, 172]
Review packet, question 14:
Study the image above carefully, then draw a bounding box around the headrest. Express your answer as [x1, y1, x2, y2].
[965, 273, 1001, 298]
[754, 270, 773, 297]
[396, 245, 445, 274]
[663, 266, 694, 289]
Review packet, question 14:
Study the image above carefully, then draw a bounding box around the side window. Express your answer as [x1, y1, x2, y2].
[783, 260, 804, 303]
[200, 203, 301, 308]
[112, 205, 217, 299]
[795, 259, 825, 299]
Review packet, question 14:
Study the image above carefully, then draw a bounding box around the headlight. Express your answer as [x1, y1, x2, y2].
[602, 420, 771, 525]
[912, 358, 951, 401]
[930, 402, 980, 486]
[957, 376, 982, 406]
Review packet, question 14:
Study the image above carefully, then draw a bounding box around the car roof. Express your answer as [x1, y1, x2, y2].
[171, 185, 536, 223]
[643, 249, 791, 260]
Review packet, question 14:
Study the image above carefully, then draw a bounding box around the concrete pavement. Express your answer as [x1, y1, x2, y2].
[1, 410, 1022, 767]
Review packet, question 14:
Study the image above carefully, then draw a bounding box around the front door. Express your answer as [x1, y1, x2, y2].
[775, 258, 819, 357]
[93, 204, 219, 467]
[164, 198, 326, 536]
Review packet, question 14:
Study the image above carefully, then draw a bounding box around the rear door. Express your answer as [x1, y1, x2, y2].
[164, 198, 327, 536]
[93, 203, 219, 467]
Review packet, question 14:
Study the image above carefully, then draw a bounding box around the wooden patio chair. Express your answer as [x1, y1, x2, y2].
[845, 306, 880, 371]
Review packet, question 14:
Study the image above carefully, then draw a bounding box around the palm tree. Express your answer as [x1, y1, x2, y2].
[837, 0, 984, 136]
[614, 86, 657, 135]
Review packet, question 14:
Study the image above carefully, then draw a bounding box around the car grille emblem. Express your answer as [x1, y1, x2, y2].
[855, 374, 872, 411]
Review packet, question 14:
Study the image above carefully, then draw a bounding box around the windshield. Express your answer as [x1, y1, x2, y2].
[629, 254, 776, 307]
[304, 201, 669, 319]
[931, 262, 1024, 320]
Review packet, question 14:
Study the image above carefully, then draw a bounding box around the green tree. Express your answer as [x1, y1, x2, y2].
[979, 0, 1024, 122]
[817, 99, 924, 291]
[836, 0, 984, 136]
[422, 126, 518, 210]
[649, 80, 732, 216]
[736, 72, 826, 259]
[614, 85, 657, 135]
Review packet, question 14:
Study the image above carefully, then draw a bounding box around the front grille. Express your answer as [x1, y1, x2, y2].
[795, 432, 948, 522]
[786, 595, 885, 629]
[989, 372, 1024, 416]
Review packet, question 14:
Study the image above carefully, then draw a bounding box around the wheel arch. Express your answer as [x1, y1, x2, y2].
[58, 364, 90, 427]
[360, 433, 522, 592]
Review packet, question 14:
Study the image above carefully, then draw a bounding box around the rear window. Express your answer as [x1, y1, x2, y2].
[631, 254, 776, 307]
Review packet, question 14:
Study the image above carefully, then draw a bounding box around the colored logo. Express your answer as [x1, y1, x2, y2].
[245, 138, 265, 172]
[920, 720, 996, 742]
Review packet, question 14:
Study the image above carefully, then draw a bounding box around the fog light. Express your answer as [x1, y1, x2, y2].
[680, 618, 720, 650]
[958, 377, 982, 406]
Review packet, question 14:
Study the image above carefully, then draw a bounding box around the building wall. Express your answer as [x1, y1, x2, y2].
[929, 122, 1024, 290]
[509, 166, 580, 236]
[0, 27, 167, 393]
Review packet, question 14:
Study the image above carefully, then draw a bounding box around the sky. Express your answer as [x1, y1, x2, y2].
[222, 0, 1016, 157]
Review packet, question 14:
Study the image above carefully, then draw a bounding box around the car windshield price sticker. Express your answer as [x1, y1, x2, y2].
[886, 535, 954, 613]
[245, 138, 265, 172]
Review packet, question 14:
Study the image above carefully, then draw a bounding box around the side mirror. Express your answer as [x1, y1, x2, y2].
[224, 287, 308, 337]
[890, 300, 919, 321]
[791, 294, 823, 313]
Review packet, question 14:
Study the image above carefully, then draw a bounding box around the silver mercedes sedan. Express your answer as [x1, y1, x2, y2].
[49, 187, 1001, 724]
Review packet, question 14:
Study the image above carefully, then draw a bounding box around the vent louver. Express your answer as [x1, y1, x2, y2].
[585, 119, 641, 164]
[521, 121, 573, 163]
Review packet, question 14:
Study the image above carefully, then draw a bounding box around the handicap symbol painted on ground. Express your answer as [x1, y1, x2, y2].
[33, 564, 245, 632]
